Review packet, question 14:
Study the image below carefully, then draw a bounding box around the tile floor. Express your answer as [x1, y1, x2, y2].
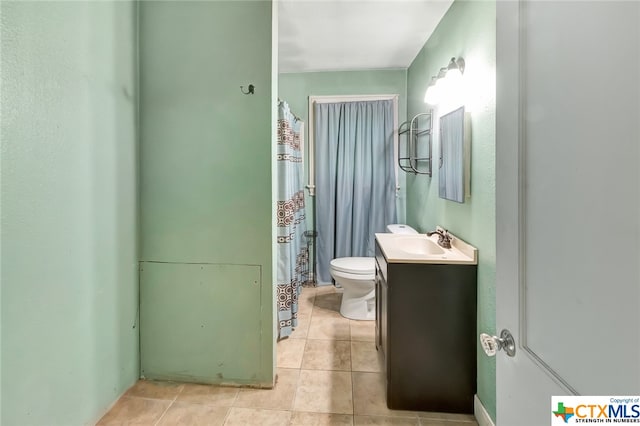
[98, 285, 478, 426]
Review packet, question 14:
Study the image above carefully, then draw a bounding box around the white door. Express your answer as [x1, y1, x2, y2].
[495, 1, 640, 425]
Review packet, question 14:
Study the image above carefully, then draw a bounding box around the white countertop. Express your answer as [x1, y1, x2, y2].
[375, 231, 478, 265]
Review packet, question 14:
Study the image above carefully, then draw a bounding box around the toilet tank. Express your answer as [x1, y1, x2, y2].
[386, 224, 418, 234]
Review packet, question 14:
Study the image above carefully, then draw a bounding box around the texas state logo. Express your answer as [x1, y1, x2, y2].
[554, 401, 576, 423]
[552, 396, 640, 425]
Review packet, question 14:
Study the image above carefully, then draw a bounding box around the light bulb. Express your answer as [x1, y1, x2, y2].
[424, 76, 440, 104]
[435, 70, 449, 95]
[424, 85, 439, 104]
[446, 67, 462, 86]
[445, 57, 464, 90]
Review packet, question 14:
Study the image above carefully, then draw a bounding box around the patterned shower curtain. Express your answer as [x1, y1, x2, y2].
[276, 101, 308, 339]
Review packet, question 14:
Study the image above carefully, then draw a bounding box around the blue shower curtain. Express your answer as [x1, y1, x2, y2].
[315, 100, 397, 284]
[276, 101, 307, 339]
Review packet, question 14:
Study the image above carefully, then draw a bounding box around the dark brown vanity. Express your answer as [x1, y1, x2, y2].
[374, 233, 477, 413]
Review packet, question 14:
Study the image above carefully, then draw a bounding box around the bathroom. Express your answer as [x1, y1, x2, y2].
[2, 1, 638, 425]
[276, 1, 494, 423]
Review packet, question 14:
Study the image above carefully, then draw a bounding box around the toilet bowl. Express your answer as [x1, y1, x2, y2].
[330, 224, 418, 320]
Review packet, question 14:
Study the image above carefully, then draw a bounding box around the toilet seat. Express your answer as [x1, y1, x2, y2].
[330, 257, 374, 275]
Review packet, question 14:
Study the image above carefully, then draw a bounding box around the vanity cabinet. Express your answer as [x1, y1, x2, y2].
[374, 241, 477, 413]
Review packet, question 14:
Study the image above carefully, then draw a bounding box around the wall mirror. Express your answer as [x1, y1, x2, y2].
[439, 106, 471, 203]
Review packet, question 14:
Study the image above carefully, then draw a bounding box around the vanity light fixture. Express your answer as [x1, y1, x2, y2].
[423, 57, 465, 105]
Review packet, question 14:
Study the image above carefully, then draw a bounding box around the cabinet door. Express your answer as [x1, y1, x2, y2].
[375, 264, 381, 350]
[378, 267, 388, 365]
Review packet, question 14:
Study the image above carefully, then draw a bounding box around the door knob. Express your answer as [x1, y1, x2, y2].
[480, 329, 516, 357]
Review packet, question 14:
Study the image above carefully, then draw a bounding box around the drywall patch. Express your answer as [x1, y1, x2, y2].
[140, 262, 263, 385]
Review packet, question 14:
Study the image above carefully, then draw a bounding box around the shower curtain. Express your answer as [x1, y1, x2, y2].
[276, 101, 307, 339]
[315, 100, 397, 284]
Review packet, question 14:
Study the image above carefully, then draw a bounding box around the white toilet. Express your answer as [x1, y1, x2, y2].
[329, 224, 418, 320]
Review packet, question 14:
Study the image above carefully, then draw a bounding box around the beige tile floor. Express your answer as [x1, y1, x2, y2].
[98, 286, 478, 426]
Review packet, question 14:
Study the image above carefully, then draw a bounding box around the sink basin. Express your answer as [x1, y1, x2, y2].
[375, 231, 478, 265]
[396, 237, 445, 255]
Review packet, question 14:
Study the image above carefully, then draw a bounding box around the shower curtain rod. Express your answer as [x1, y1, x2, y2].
[278, 98, 302, 122]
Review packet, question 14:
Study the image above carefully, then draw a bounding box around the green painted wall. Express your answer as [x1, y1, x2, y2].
[279, 70, 407, 135]
[406, 0, 496, 420]
[1, 2, 139, 425]
[139, 1, 275, 385]
[278, 70, 408, 222]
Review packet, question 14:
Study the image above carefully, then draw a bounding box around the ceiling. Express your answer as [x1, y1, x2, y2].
[278, 0, 454, 73]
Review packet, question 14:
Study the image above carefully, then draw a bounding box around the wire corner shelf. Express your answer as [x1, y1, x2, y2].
[398, 111, 433, 176]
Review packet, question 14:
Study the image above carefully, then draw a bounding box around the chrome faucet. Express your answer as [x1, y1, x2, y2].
[427, 229, 452, 249]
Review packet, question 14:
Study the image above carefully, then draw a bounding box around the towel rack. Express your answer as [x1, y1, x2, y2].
[398, 111, 433, 175]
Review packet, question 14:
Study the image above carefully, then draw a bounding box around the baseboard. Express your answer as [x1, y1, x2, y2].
[474, 394, 495, 426]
